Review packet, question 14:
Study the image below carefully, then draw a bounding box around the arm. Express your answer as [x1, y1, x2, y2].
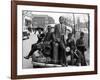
[71, 39, 76, 50]
[52, 25, 57, 42]
[64, 26, 67, 44]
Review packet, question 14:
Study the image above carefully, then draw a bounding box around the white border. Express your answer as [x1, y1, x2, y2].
[17, 5, 95, 75]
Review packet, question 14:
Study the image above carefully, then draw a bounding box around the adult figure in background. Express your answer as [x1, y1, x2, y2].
[53, 16, 67, 66]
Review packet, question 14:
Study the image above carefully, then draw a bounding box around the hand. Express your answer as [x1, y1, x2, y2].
[56, 38, 60, 42]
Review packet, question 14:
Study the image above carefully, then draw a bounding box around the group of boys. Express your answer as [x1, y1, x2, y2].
[24, 16, 87, 66]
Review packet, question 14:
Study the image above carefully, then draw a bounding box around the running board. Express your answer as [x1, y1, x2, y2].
[32, 62, 62, 67]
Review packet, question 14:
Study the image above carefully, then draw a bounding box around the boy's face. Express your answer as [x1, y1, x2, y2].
[47, 26, 51, 32]
[68, 35, 72, 39]
[80, 34, 84, 38]
[59, 16, 65, 24]
[38, 29, 42, 33]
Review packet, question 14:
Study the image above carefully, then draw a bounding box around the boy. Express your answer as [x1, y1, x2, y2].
[66, 33, 75, 65]
[76, 32, 87, 66]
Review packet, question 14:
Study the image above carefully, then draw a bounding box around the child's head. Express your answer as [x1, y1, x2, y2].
[47, 25, 51, 32]
[68, 33, 72, 39]
[59, 16, 65, 24]
[80, 32, 84, 38]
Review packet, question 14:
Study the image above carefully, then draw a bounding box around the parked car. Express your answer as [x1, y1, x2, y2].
[23, 30, 30, 40]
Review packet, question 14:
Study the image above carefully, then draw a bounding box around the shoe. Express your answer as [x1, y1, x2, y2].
[65, 63, 68, 67]
[24, 56, 29, 59]
[61, 63, 68, 67]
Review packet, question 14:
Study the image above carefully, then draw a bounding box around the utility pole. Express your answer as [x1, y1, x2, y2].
[73, 13, 76, 38]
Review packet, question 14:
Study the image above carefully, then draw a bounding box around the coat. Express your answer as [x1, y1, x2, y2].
[53, 24, 66, 43]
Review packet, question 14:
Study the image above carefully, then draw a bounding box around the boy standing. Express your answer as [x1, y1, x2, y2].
[76, 32, 87, 66]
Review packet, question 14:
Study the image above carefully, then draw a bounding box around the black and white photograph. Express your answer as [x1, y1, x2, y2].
[11, 1, 97, 78]
[22, 10, 90, 69]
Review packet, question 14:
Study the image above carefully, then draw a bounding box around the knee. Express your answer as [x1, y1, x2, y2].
[53, 42, 59, 46]
[31, 44, 37, 49]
